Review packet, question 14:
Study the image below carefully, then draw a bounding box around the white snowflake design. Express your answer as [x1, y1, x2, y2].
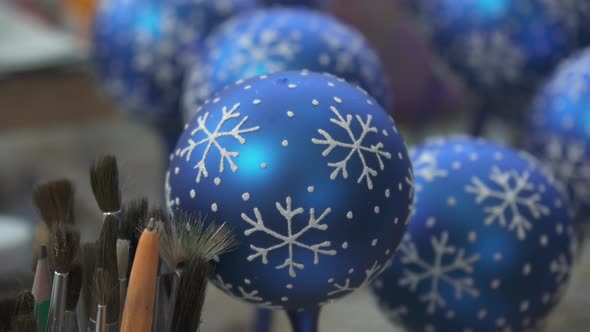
[179, 103, 260, 183]
[312, 106, 392, 190]
[544, 53, 590, 104]
[462, 30, 525, 86]
[549, 254, 571, 302]
[540, 136, 590, 213]
[213, 275, 280, 307]
[465, 166, 550, 240]
[397, 232, 480, 314]
[241, 197, 336, 278]
[328, 260, 387, 296]
[413, 151, 448, 182]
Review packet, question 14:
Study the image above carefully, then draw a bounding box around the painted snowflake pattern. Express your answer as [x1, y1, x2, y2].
[413, 151, 448, 182]
[179, 103, 260, 183]
[241, 196, 336, 278]
[213, 274, 280, 307]
[328, 260, 387, 296]
[463, 31, 525, 86]
[465, 166, 550, 240]
[540, 136, 590, 212]
[397, 232, 480, 314]
[549, 254, 571, 302]
[312, 106, 392, 189]
[544, 55, 590, 103]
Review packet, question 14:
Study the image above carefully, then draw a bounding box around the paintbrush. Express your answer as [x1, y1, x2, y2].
[90, 155, 122, 223]
[47, 223, 80, 332]
[161, 216, 236, 332]
[81, 243, 97, 332]
[0, 297, 17, 331]
[120, 218, 160, 332]
[95, 214, 120, 329]
[93, 268, 116, 332]
[116, 239, 129, 317]
[32, 179, 75, 275]
[10, 291, 36, 332]
[64, 260, 82, 332]
[32, 244, 51, 332]
[148, 208, 169, 332]
[121, 198, 149, 269]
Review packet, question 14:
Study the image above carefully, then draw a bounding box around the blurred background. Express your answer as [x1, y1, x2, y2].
[0, 0, 588, 331]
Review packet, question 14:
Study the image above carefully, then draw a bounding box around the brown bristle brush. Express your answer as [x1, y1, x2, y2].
[90, 155, 122, 222]
[64, 260, 82, 332]
[10, 290, 36, 332]
[47, 223, 80, 332]
[81, 243, 97, 332]
[93, 268, 116, 332]
[32, 179, 75, 273]
[95, 214, 120, 329]
[120, 218, 160, 332]
[159, 214, 236, 332]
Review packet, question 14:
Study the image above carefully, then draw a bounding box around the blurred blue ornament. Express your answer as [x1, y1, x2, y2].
[412, 0, 590, 93]
[262, 0, 325, 7]
[167, 71, 413, 309]
[183, 8, 389, 122]
[372, 137, 576, 332]
[526, 48, 590, 226]
[92, 0, 259, 123]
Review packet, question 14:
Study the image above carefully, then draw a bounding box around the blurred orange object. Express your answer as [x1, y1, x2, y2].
[61, 0, 99, 44]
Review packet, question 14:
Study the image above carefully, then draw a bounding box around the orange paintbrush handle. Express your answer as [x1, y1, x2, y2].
[119, 229, 159, 332]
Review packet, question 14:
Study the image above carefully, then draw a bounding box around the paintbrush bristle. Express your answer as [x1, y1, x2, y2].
[90, 155, 121, 213]
[116, 239, 130, 280]
[96, 215, 120, 322]
[170, 256, 210, 332]
[32, 179, 75, 227]
[157, 212, 236, 272]
[66, 260, 82, 312]
[49, 223, 80, 274]
[93, 268, 118, 324]
[81, 242, 97, 319]
[14, 291, 34, 316]
[121, 198, 148, 272]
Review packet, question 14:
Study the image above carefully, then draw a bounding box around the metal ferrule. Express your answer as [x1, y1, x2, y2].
[95, 305, 107, 332]
[102, 210, 121, 224]
[63, 310, 79, 332]
[47, 272, 68, 332]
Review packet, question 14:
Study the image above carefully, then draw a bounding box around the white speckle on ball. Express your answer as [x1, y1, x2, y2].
[382, 129, 388, 136]
[469, 153, 478, 161]
[214, 177, 221, 185]
[190, 190, 196, 199]
[348, 268, 354, 274]
[367, 99, 373, 105]
[452, 162, 462, 170]
[371, 239, 378, 247]
[490, 279, 501, 289]
[385, 189, 391, 198]
[261, 162, 267, 169]
[281, 297, 288, 302]
[307, 186, 314, 193]
[496, 317, 506, 327]
[374, 206, 380, 214]
[175, 197, 180, 205]
[287, 111, 294, 117]
[556, 224, 564, 234]
[494, 253, 503, 261]
[540, 235, 549, 247]
[426, 217, 436, 228]
[213, 97, 220, 104]
[244, 279, 251, 285]
[346, 211, 353, 219]
[519, 300, 530, 312]
[447, 197, 457, 206]
[328, 278, 334, 283]
[282, 140, 289, 147]
[174, 167, 180, 175]
[327, 82, 335, 87]
[288, 84, 297, 89]
[398, 152, 403, 160]
[468, 231, 477, 243]
[312, 99, 319, 106]
[211, 203, 218, 212]
[259, 75, 268, 79]
[244, 85, 252, 90]
[477, 309, 487, 319]
[522, 263, 532, 275]
[253, 99, 262, 105]
[242, 193, 250, 201]
[333, 96, 342, 104]
[342, 242, 349, 249]
[287, 284, 293, 289]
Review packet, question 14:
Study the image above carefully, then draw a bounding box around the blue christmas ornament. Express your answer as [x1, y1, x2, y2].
[167, 71, 413, 310]
[526, 48, 590, 226]
[372, 137, 576, 332]
[411, 0, 590, 93]
[92, 0, 259, 122]
[183, 8, 390, 122]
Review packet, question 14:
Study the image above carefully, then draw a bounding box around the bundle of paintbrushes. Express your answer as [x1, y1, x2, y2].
[17, 155, 237, 332]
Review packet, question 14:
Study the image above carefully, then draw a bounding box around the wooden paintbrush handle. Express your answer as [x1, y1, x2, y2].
[119, 230, 159, 332]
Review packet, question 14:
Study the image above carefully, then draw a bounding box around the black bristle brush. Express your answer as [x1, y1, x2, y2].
[10, 291, 36, 332]
[47, 223, 80, 332]
[81, 243, 97, 332]
[64, 260, 82, 332]
[90, 155, 122, 221]
[95, 214, 120, 329]
[32, 179, 75, 273]
[93, 268, 115, 332]
[159, 214, 237, 332]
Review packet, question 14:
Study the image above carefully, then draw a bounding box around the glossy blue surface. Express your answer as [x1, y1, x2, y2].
[92, 0, 258, 123]
[526, 48, 590, 226]
[167, 71, 413, 309]
[183, 8, 390, 122]
[373, 137, 576, 332]
[412, 0, 590, 93]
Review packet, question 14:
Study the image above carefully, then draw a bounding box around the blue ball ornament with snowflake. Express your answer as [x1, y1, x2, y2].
[167, 71, 413, 309]
[410, 0, 590, 93]
[183, 8, 389, 122]
[526, 48, 590, 227]
[372, 137, 576, 332]
[92, 0, 259, 122]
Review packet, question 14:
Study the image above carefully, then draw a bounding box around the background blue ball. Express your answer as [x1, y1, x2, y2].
[373, 137, 576, 332]
[93, 0, 259, 122]
[167, 71, 413, 309]
[411, 0, 590, 93]
[526, 48, 590, 227]
[183, 8, 390, 122]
